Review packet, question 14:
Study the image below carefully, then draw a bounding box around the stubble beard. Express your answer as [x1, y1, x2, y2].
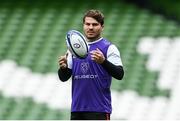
[86, 34, 101, 42]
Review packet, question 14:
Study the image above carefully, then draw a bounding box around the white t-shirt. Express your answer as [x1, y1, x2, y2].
[67, 38, 123, 69]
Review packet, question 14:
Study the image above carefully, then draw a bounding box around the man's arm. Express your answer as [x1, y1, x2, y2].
[90, 45, 124, 80]
[58, 68, 72, 82]
[101, 59, 124, 80]
[58, 52, 72, 82]
[104, 44, 124, 80]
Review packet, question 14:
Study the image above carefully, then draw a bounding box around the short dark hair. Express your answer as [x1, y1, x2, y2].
[83, 9, 104, 26]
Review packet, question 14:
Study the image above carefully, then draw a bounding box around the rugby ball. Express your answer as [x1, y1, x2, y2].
[66, 30, 89, 58]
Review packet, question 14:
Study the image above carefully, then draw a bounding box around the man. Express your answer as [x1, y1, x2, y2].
[58, 9, 124, 120]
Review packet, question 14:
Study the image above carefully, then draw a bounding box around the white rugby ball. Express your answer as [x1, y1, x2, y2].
[66, 30, 89, 58]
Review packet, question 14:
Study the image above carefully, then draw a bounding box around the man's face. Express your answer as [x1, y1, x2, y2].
[83, 17, 104, 41]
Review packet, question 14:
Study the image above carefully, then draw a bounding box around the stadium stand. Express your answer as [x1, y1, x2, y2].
[0, 0, 180, 120]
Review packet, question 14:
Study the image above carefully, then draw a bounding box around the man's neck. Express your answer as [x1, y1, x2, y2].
[87, 37, 103, 44]
[87, 36, 101, 42]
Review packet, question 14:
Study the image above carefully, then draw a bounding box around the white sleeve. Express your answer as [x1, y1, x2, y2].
[67, 50, 73, 69]
[107, 44, 123, 66]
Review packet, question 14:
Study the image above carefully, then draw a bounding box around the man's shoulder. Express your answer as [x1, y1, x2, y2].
[101, 38, 112, 46]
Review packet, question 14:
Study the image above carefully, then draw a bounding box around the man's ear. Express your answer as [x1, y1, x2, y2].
[102, 25, 104, 31]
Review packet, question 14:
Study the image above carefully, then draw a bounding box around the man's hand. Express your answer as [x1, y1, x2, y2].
[58, 53, 68, 69]
[90, 48, 105, 64]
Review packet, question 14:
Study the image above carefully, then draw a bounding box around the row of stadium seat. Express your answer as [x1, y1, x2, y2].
[0, 0, 179, 95]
